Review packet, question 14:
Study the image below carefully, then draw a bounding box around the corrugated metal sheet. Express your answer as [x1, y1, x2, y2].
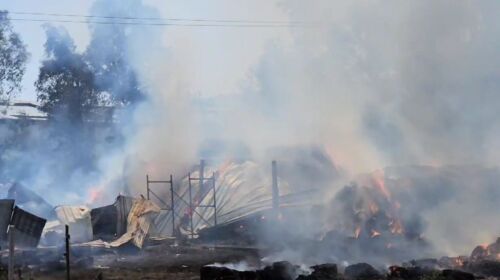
[114, 195, 135, 236]
[150, 210, 173, 238]
[150, 161, 292, 237]
[90, 196, 136, 240]
[109, 198, 160, 248]
[91, 205, 117, 241]
[10, 206, 46, 248]
[55, 206, 92, 243]
[149, 160, 315, 238]
[7, 183, 55, 219]
[0, 199, 14, 243]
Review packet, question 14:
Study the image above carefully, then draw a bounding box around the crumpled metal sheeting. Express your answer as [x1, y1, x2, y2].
[114, 195, 135, 236]
[109, 197, 161, 248]
[91, 204, 117, 240]
[79, 198, 161, 249]
[10, 206, 47, 248]
[7, 183, 55, 219]
[55, 205, 93, 243]
[149, 210, 174, 238]
[150, 161, 298, 237]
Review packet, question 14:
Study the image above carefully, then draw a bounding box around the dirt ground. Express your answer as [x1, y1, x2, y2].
[1, 244, 262, 280]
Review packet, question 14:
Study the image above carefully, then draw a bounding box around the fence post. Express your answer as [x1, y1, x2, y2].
[8, 225, 15, 280]
[65, 224, 70, 280]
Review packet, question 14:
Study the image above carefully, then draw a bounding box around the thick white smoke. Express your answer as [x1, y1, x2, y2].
[109, 0, 500, 256]
[3, 0, 499, 259]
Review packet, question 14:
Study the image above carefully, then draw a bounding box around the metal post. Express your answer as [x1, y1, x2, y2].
[272, 160, 280, 212]
[146, 175, 150, 200]
[65, 224, 70, 280]
[212, 172, 217, 226]
[8, 225, 14, 280]
[188, 173, 194, 238]
[199, 159, 205, 193]
[169, 174, 175, 235]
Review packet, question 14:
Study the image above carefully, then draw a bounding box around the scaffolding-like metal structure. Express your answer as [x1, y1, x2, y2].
[187, 170, 217, 238]
[146, 174, 176, 235]
[145, 160, 218, 238]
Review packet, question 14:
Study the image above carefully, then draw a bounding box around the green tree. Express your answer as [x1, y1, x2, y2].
[35, 25, 102, 122]
[0, 11, 29, 101]
[85, 23, 143, 106]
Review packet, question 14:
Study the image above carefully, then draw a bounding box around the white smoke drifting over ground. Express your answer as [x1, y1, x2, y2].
[75, 0, 500, 256]
[2, 0, 500, 261]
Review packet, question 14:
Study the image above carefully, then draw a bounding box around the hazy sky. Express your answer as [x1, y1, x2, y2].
[2, 0, 289, 101]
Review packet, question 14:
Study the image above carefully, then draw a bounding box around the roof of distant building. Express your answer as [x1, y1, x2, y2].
[0, 100, 47, 121]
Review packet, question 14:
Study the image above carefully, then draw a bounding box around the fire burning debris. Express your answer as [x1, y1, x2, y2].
[317, 170, 431, 264]
[470, 238, 500, 263]
[2, 161, 500, 279]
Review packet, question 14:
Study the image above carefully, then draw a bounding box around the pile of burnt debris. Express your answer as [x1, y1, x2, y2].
[201, 260, 500, 280]
[201, 237, 500, 280]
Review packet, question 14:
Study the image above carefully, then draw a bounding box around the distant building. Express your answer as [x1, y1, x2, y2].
[0, 100, 121, 147]
[0, 101, 47, 122]
[0, 100, 118, 124]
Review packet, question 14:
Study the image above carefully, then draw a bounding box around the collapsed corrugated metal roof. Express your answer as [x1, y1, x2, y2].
[90, 195, 136, 240]
[109, 197, 160, 248]
[91, 204, 117, 240]
[10, 206, 47, 248]
[7, 183, 55, 219]
[114, 195, 135, 236]
[55, 205, 93, 243]
[149, 160, 314, 238]
[79, 197, 161, 249]
[0, 199, 14, 243]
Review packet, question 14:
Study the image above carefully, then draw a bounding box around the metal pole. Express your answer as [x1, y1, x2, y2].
[272, 160, 280, 212]
[199, 159, 205, 193]
[170, 174, 175, 236]
[65, 224, 70, 280]
[8, 225, 14, 280]
[146, 174, 150, 200]
[188, 173, 194, 238]
[212, 172, 217, 226]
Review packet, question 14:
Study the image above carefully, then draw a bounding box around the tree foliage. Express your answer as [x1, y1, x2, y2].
[86, 23, 143, 106]
[35, 26, 102, 122]
[35, 22, 144, 121]
[0, 11, 29, 100]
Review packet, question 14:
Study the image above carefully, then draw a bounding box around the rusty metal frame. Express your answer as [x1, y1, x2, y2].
[146, 174, 176, 235]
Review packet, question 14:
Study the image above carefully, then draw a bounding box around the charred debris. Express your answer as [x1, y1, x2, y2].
[0, 161, 500, 279]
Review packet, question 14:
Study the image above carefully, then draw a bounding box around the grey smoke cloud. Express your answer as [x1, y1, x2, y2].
[2, 0, 500, 260]
[95, 0, 500, 255]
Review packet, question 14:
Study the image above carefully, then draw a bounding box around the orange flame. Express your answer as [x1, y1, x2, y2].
[389, 219, 404, 234]
[88, 187, 103, 204]
[368, 202, 379, 214]
[371, 170, 391, 200]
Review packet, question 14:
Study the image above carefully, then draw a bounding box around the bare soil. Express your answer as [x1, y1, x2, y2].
[1, 244, 261, 280]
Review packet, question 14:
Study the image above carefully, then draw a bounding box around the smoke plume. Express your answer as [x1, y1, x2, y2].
[1, 0, 500, 261]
